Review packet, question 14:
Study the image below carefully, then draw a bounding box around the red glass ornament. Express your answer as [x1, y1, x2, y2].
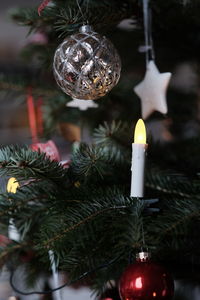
[119, 257, 174, 300]
[31, 140, 60, 162]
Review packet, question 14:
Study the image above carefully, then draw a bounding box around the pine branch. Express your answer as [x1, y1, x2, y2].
[10, 7, 57, 32]
[37, 193, 137, 250]
[0, 146, 68, 184]
[10, 0, 136, 37]
[35, 192, 146, 290]
[70, 143, 113, 181]
[0, 191, 44, 222]
[93, 121, 132, 163]
[53, 0, 135, 37]
[0, 74, 60, 97]
[145, 196, 200, 249]
[146, 166, 200, 199]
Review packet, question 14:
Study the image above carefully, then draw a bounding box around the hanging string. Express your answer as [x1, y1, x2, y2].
[142, 0, 150, 67]
[141, 220, 145, 246]
[26, 88, 38, 144]
[148, 7, 155, 61]
[142, 0, 155, 66]
[86, 0, 90, 24]
[76, 0, 85, 24]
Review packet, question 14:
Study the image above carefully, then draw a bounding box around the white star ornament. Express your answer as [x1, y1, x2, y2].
[67, 98, 98, 111]
[134, 60, 172, 119]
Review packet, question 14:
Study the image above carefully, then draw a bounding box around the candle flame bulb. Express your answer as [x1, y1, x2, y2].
[134, 119, 146, 144]
[7, 177, 19, 194]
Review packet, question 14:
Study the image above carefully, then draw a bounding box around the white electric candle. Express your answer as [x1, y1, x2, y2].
[48, 250, 62, 300]
[7, 178, 20, 242]
[130, 119, 147, 198]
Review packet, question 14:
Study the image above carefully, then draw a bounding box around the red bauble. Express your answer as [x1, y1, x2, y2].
[119, 258, 174, 300]
[31, 140, 60, 161]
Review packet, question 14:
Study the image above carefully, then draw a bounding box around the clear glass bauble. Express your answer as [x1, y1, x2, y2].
[53, 25, 121, 100]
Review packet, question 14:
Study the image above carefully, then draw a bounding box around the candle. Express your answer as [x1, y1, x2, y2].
[7, 178, 20, 242]
[48, 250, 62, 300]
[130, 119, 147, 198]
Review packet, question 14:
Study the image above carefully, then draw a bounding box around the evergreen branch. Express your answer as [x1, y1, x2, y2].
[161, 209, 200, 238]
[0, 146, 68, 184]
[0, 76, 60, 97]
[93, 121, 132, 163]
[10, 1, 136, 37]
[0, 194, 49, 220]
[70, 143, 112, 180]
[53, 1, 135, 36]
[94, 121, 131, 147]
[146, 167, 200, 199]
[160, 202, 200, 238]
[53, 7, 84, 36]
[0, 194, 36, 220]
[41, 204, 129, 248]
[38, 192, 144, 250]
[10, 7, 56, 30]
[145, 197, 200, 249]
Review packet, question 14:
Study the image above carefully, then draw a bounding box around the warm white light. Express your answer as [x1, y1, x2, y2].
[135, 277, 143, 289]
[134, 119, 146, 144]
[7, 177, 19, 194]
[153, 292, 157, 297]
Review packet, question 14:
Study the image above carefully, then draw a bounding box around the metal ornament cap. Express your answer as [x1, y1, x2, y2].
[79, 24, 93, 33]
[136, 251, 151, 262]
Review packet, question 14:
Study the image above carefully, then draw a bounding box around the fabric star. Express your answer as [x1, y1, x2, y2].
[134, 60, 172, 119]
[67, 98, 98, 111]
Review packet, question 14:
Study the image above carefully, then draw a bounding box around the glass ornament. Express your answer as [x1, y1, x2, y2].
[53, 25, 121, 100]
[31, 140, 60, 161]
[119, 252, 174, 300]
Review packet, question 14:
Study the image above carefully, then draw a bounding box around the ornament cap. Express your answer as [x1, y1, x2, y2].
[136, 251, 151, 262]
[79, 25, 93, 33]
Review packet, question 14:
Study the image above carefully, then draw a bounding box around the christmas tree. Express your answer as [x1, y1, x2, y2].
[1, 0, 200, 299]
